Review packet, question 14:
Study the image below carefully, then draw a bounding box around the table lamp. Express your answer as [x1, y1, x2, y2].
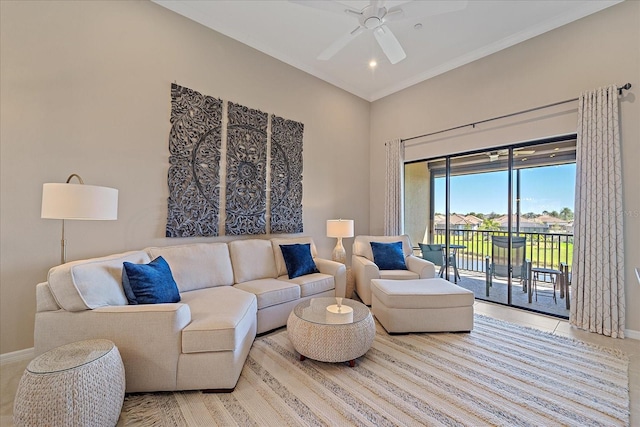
[326, 219, 354, 264]
[41, 174, 118, 264]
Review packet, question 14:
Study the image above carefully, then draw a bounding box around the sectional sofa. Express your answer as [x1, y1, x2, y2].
[33, 236, 346, 393]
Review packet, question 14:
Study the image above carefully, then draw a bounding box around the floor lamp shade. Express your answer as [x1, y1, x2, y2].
[41, 183, 118, 220]
[41, 176, 118, 264]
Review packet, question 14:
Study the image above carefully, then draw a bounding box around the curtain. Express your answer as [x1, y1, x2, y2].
[384, 138, 404, 236]
[570, 84, 625, 338]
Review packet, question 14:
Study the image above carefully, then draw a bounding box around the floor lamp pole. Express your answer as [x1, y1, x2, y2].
[61, 218, 67, 265]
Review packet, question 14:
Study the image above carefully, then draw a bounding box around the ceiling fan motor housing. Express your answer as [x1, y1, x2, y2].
[360, 5, 386, 29]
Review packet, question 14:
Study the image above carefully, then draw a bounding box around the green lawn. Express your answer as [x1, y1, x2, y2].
[433, 233, 573, 270]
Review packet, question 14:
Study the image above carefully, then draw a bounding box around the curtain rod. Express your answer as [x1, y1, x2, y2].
[402, 83, 632, 145]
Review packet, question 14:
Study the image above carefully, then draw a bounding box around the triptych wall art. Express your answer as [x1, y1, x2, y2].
[166, 84, 304, 237]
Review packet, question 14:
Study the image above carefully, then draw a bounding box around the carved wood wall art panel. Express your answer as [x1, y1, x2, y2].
[166, 83, 222, 237]
[225, 102, 268, 235]
[270, 115, 304, 233]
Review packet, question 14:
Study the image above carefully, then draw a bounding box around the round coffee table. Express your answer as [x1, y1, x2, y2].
[13, 339, 125, 427]
[287, 297, 375, 367]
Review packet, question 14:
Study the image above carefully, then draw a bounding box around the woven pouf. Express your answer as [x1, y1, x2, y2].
[13, 339, 125, 427]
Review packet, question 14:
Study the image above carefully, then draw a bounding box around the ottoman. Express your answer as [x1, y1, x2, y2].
[371, 278, 474, 333]
[13, 339, 125, 427]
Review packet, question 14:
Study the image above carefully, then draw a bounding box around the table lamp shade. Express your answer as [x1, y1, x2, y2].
[326, 219, 354, 264]
[326, 219, 354, 238]
[41, 183, 118, 220]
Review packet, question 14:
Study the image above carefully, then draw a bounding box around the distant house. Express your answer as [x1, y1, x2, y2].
[537, 215, 572, 233]
[566, 221, 574, 234]
[495, 215, 548, 233]
[464, 214, 484, 227]
[434, 214, 482, 231]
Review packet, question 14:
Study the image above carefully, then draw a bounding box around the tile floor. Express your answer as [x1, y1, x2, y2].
[1, 301, 638, 426]
[453, 270, 571, 318]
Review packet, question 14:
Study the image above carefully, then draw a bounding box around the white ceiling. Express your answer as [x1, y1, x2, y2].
[153, 0, 622, 102]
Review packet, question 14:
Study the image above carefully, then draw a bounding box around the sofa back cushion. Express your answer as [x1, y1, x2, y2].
[353, 235, 413, 262]
[271, 237, 318, 277]
[228, 239, 277, 283]
[147, 243, 234, 292]
[47, 250, 150, 312]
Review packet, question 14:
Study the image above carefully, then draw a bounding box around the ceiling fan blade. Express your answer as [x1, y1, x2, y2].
[369, 0, 382, 11]
[318, 26, 364, 60]
[386, 0, 468, 22]
[373, 24, 406, 64]
[289, 0, 360, 16]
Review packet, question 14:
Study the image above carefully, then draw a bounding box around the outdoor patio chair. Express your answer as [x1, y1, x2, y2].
[485, 236, 529, 298]
[418, 243, 460, 282]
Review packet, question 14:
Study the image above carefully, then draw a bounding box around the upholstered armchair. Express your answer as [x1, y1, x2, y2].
[351, 235, 437, 305]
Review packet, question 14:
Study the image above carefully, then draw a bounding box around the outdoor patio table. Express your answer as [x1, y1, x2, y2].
[448, 244, 466, 281]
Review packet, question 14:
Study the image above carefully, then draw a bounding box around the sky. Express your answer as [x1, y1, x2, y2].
[434, 163, 576, 215]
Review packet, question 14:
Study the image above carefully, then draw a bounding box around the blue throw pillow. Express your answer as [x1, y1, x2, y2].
[122, 256, 180, 305]
[280, 243, 320, 279]
[370, 241, 408, 270]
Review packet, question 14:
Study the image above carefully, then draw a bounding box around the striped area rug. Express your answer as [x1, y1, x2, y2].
[120, 315, 629, 426]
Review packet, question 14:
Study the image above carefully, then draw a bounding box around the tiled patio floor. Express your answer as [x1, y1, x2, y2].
[445, 269, 570, 318]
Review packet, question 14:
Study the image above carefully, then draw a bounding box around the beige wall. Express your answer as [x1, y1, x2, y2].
[370, 1, 640, 334]
[0, 1, 371, 354]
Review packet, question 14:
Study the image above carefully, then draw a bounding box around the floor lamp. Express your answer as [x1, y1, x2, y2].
[41, 174, 118, 264]
[326, 219, 354, 264]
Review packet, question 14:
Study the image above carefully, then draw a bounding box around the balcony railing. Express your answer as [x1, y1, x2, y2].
[429, 229, 573, 274]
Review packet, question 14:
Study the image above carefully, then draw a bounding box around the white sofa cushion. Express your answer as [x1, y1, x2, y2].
[228, 239, 277, 283]
[179, 286, 257, 354]
[353, 235, 413, 262]
[380, 270, 420, 281]
[47, 251, 150, 311]
[270, 237, 319, 278]
[234, 278, 300, 309]
[147, 243, 234, 292]
[279, 273, 334, 298]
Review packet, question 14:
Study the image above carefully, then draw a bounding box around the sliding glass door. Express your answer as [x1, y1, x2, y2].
[405, 136, 576, 318]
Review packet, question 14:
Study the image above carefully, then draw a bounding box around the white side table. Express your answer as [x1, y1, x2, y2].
[13, 339, 125, 427]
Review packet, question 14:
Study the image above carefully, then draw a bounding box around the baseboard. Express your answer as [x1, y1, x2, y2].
[0, 347, 34, 365]
[625, 328, 640, 341]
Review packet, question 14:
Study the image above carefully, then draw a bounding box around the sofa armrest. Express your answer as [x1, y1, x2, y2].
[34, 303, 192, 392]
[36, 282, 60, 312]
[352, 255, 380, 305]
[406, 255, 437, 278]
[314, 258, 347, 298]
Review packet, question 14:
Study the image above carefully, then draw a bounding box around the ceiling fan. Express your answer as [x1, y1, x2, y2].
[487, 148, 536, 162]
[291, 0, 468, 65]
